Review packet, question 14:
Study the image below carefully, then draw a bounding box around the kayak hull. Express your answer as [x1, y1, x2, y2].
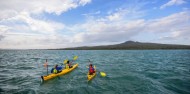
[41, 63, 78, 81]
[87, 72, 96, 81]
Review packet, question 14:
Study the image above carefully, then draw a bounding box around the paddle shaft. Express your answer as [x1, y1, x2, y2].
[46, 59, 48, 75]
[47, 65, 48, 75]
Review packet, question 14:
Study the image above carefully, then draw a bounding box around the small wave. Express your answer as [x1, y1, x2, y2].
[0, 65, 6, 68]
[0, 88, 4, 93]
[14, 89, 36, 94]
[1, 75, 33, 87]
[30, 57, 41, 60]
[16, 66, 36, 70]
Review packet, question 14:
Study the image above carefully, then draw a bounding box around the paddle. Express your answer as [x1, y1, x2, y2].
[94, 65, 106, 77]
[63, 59, 68, 64]
[63, 56, 78, 65]
[44, 59, 48, 76]
[73, 56, 78, 61]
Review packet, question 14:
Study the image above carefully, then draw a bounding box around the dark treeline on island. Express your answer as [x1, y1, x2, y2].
[56, 41, 190, 50]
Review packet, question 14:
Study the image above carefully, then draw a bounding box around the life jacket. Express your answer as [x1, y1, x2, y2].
[56, 66, 62, 71]
[89, 66, 94, 73]
[53, 69, 57, 74]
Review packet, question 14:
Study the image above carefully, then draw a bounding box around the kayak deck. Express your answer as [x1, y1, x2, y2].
[87, 72, 96, 81]
[41, 63, 78, 81]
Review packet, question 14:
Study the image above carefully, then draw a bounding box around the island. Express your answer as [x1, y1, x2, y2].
[55, 41, 190, 50]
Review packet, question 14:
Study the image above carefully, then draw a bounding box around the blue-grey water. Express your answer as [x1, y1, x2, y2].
[0, 50, 190, 94]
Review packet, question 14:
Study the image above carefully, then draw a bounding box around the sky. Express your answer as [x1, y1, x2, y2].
[0, 0, 190, 49]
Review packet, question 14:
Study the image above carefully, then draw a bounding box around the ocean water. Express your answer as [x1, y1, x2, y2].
[0, 50, 190, 94]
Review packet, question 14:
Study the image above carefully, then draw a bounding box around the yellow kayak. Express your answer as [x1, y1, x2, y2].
[87, 71, 96, 81]
[87, 66, 96, 81]
[41, 63, 78, 81]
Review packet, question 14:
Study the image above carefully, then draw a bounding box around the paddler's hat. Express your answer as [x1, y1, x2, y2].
[89, 64, 92, 66]
[67, 60, 70, 64]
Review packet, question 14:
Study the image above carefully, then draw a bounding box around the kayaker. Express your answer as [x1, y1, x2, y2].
[65, 60, 73, 69]
[89, 64, 95, 75]
[56, 65, 63, 72]
[53, 65, 58, 74]
[52, 64, 62, 74]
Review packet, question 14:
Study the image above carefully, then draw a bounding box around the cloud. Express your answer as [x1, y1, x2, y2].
[70, 9, 146, 45]
[70, 10, 190, 46]
[141, 10, 190, 43]
[0, 0, 91, 31]
[0, 35, 5, 41]
[0, 0, 91, 49]
[0, 33, 71, 49]
[106, 11, 124, 21]
[79, 0, 91, 6]
[0, 25, 10, 33]
[0, 25, 9, 41]
[0, 12, 65, 35]
[105, 7, 145, 22]
[0, 18, 68, 49]
[0, 0, 189, 49]
[146, 11, 190, 32]
[0, 0, 91, 18]
[160, 0, 186, 9]
[0, 0, 92, 35]
[73, 19, 145, 43]
[82, 11, 101, 17]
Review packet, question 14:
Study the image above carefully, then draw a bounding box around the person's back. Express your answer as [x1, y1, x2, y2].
[65, 63, 69, 69]
[65, 60, 70, 69]
[51, 64, 62, 73]
[53, 69, 57, 74]
[89, 64, 95, 75]
[53, 65, 59, 74]
[56, 66, 62, 71]
[68, 62, 73, 68]
[65, 60, 73, 69]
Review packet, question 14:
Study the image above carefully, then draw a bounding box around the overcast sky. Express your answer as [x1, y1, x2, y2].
[0, 0, 190, 49]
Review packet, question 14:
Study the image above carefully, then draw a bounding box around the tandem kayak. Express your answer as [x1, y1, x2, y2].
[41, 63, 78, 82]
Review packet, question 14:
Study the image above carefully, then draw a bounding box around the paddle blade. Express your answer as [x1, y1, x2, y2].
[64, 59, 68, 64]
[73, 56, 78, 60]
[100, 72, 106, 77]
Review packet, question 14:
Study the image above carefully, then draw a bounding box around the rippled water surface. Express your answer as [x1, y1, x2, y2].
[0, 50, 190, 94]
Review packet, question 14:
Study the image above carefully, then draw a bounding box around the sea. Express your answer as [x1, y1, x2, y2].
[0, 50, 190, 94]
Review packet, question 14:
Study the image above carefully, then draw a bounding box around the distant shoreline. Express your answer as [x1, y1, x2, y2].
[54, 41, 190, 50]
[1, 41, 190, 50]
[1, 48, 190, 50]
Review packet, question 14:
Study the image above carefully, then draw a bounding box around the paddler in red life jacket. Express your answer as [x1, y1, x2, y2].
[89, 64, 95, 75]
